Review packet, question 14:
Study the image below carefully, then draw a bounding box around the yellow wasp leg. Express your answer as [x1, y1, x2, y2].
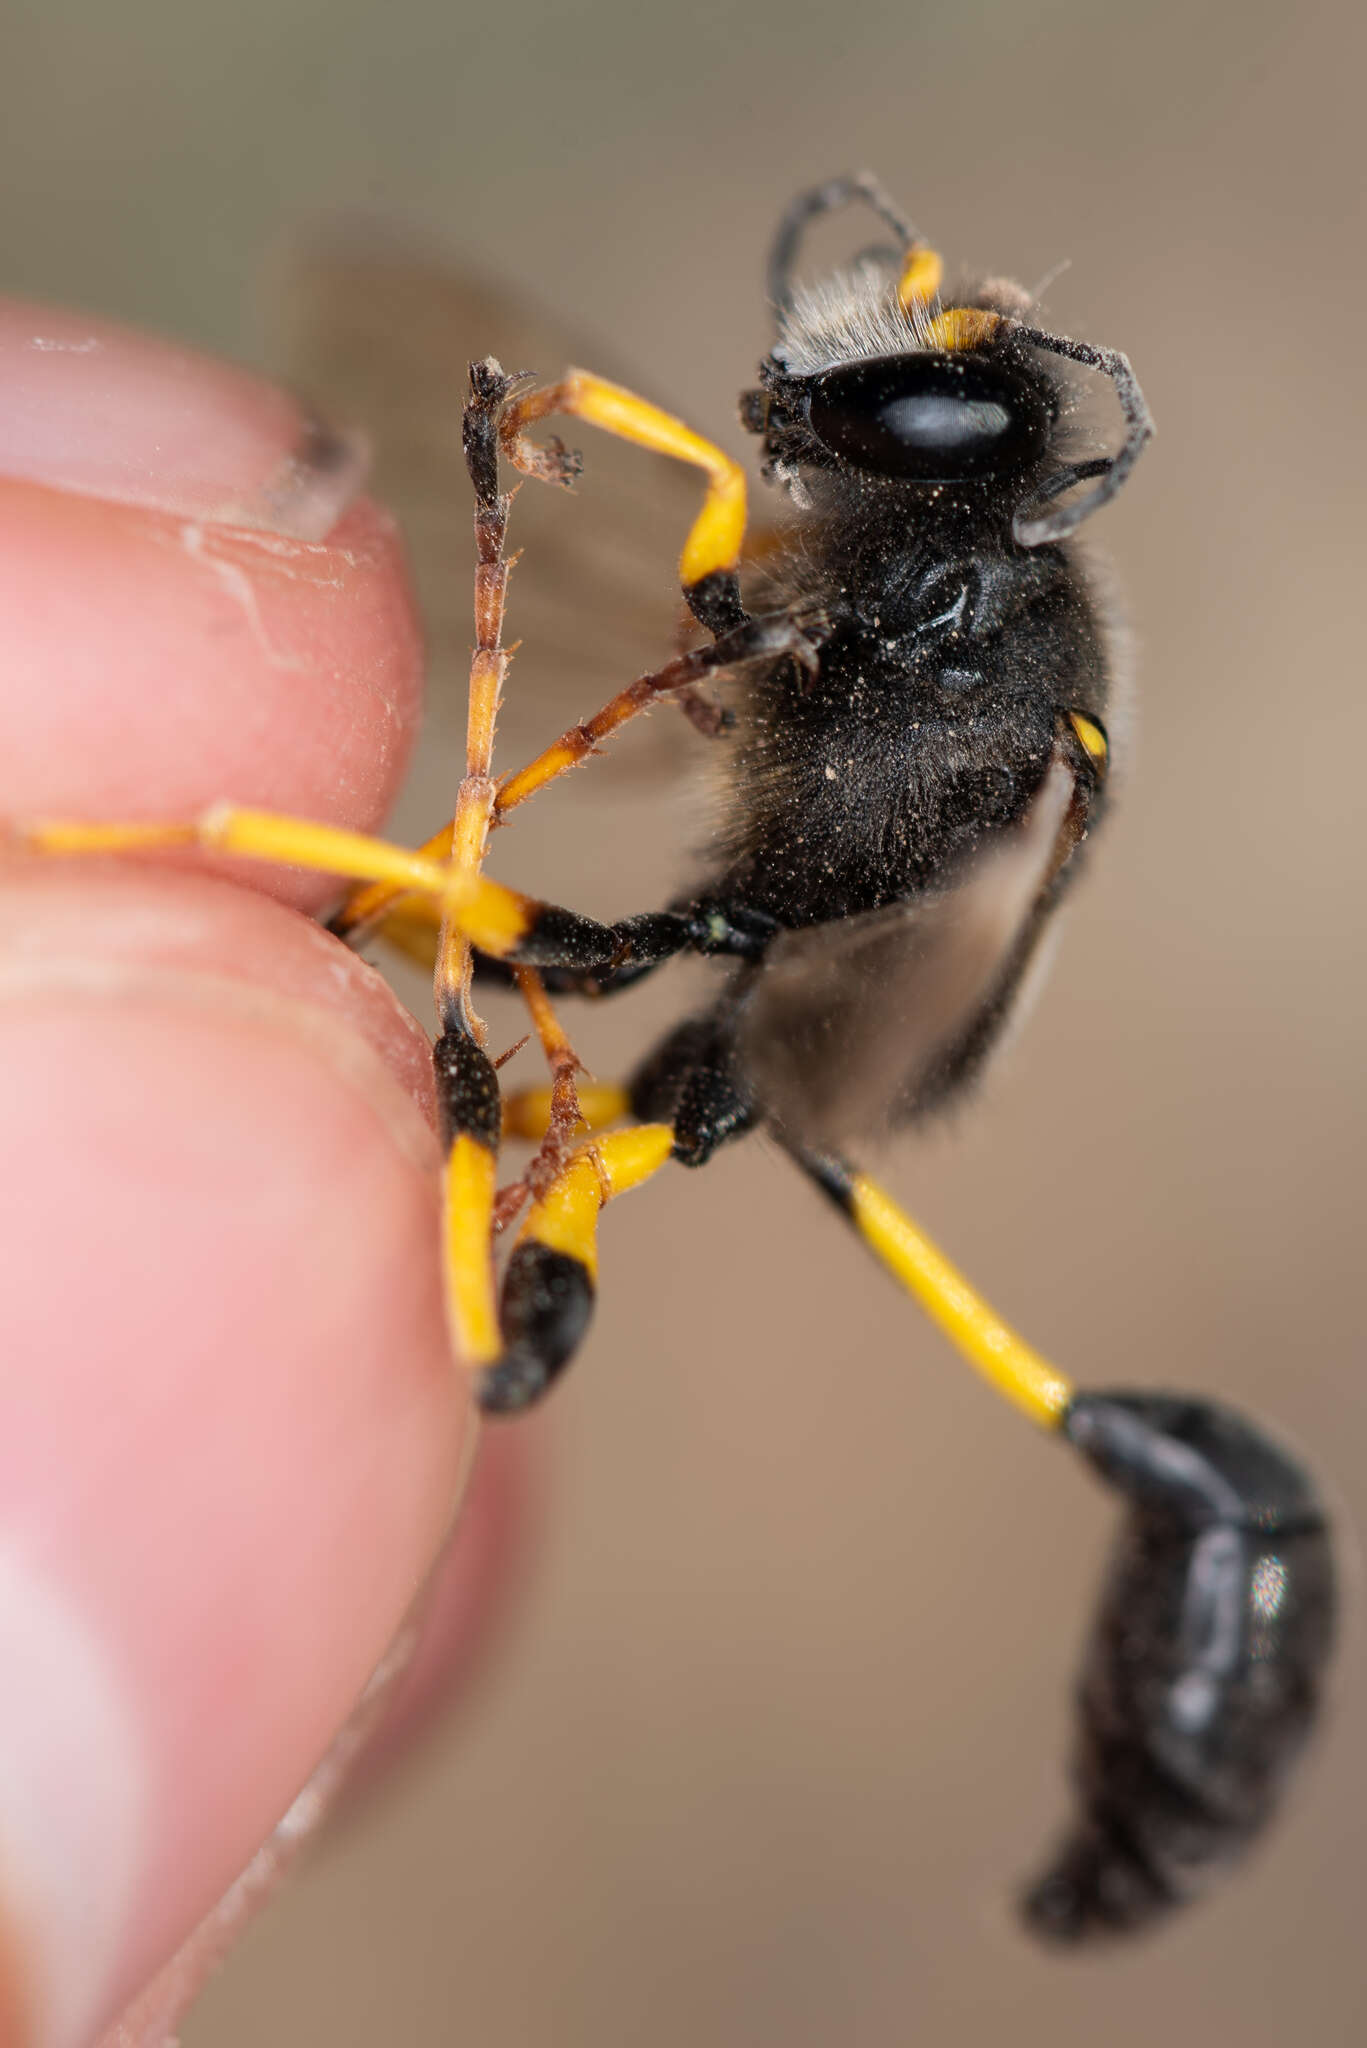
[431, 362, 519, 1043]
[329, 821, 454, 949]
[502, 1079, 631, 1142]
[11, 806, 603, 966]
[443, 1126, 502, 1369]
[803, 1153, 1074, 1431]
[494, 650, 711, 819]
[506, 966, 590, 1203]
[504, 369, 747, 602]
[478, 1123, 675, 1413]
[330, 365, 752, 952]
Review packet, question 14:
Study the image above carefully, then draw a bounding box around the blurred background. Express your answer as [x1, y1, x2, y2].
[6, 0, 1366, 2039]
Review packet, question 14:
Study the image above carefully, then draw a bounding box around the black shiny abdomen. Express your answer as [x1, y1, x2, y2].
[1024, 1394, 1336, 1942]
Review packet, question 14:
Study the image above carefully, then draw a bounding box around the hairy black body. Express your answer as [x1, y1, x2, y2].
[445, 176, 1333, 1939]
[717, 540, 1099, 923]
[623, 346, 1117, 1156]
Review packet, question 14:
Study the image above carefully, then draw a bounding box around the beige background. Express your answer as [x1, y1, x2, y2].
[6, 0, 1366, 2039]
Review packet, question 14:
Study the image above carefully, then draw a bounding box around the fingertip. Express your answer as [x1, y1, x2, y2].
[0, 873, 472, 2037]
[338, 1418, 548, 1807]
[0, 297, 426, 911]
[0, 295, 359, 540]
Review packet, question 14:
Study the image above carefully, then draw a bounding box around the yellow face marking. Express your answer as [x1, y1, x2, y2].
[555, 371, 747, 589]
[1068, 711, 1109, 771]
[849, 1174, 1073, 1429]
[923, 307, 1003, 353]
[897, 244, 944, 310]
[444, 1136, 501, 1367]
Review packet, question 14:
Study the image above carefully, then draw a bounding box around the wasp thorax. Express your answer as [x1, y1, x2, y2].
[804, 350, 1054, 482]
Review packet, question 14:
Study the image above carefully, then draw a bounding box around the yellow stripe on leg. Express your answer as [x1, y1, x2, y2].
[16, 805, 537, 958]
[518, 1155, 604, 1281]
[847, 1173, 1073, 1429]
[509, 369, 747, 591]
[516, 1123, 674, 1278]
[502, 1081, 632, 1142]
[331, 821, 456, 943]
[444, 1135, 501, 1368]
[595, 1123, 675, 1195]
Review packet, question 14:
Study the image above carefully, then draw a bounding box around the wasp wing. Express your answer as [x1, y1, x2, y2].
[739, 756, 1078, 1150]
[278, 229, 725, 776]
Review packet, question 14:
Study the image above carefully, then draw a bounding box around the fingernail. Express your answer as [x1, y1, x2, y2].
[0, 1548, 146, 2048]
[0, 298, 368, 541]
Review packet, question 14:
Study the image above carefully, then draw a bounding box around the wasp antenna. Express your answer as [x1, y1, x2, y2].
[1010, 325, 1154, 544]
[768, 171, 924, 318]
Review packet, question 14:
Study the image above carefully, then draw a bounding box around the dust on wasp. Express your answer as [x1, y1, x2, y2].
[17, 174, 1335, 1941]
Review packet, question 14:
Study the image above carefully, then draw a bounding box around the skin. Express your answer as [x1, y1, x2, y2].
[0, 299, 536, 2048]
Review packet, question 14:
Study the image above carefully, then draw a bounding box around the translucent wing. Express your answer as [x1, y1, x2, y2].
[739, 757, 1077, 1149]
[278, 228, 721, 775]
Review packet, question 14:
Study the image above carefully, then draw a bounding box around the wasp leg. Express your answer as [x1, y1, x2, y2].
[371, 902, 679, 993]
[371, 896, 779, 999]
[477, 1124, 674, 1414]
[433, 1026, 505, 1373]
[797, 1147, 1073, 1426]
[502, 1080, 632, 1143]
[502, 369, 749, 634]
[792, 1145, 1336, 1938]
[1007, 325, 1154, 546]
[628, 1010, 757, 1166]
[8, 805, 626, 972]
[503, 1006, 761, 1167]
[492, 608, 820, 818]
[483, 1017, 758, 1411]
[430, 358, 524, 1040]
[327, 613, 813, 956]
[327, 362, 506, 967]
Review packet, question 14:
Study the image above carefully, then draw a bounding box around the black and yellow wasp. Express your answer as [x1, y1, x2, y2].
[20, 175, 1335, 1940]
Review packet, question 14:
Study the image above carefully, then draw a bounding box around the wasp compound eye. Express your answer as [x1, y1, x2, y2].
[1023, 1393, 1336, 1944]
[803, 351, 1053, 481]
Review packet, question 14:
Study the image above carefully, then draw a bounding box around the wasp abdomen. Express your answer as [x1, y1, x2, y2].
[1023, 1393, 1336, 1943]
